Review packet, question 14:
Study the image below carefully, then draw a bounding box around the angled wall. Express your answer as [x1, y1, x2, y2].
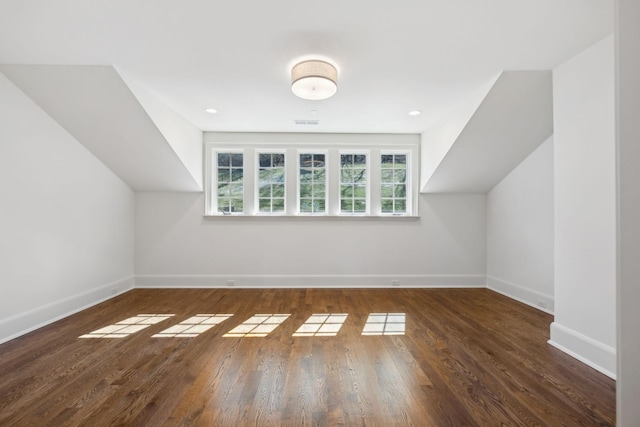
[422, 71, 553, 194]
[486, 136, 554, 313]
[0, 72, 135, 343]
[551, 35, 616, 378]
[420, 75, 498, 189]
[0, 65, 201, 192]
[120, 71, 203, 189]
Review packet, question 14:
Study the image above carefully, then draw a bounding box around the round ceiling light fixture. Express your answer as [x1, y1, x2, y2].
[291, 59, 337, 100]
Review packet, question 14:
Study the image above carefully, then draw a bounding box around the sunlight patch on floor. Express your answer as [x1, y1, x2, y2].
[361, 313, 405, 336]
[152, 314, 233, 338]
[79, 314, 175, 338]
[222, 314, 290, 337]
[293, 313, 348, 337]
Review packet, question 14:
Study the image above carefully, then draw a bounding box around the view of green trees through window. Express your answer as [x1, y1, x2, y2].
[381, 154, 407, 213]
[258, 153, 285, 213]
[299, 153, 326, 214]
[210, 145, 414, 216]
[217, 153, 243, 213]
[340, 154, 367, 214]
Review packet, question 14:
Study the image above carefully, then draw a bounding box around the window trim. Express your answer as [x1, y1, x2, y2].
[297, 150, 329, 216]
[255, 149, 287, 215]
[204, 134, 419, 218]
[380, 150, 411, 216]
[338, 150, 370, 216]
[207, 148, 245, 216]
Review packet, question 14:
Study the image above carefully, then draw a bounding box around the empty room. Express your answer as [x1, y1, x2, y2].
[1, 1, 639, 426]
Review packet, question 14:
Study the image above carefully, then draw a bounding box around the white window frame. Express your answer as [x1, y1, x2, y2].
[204, 133, 419, 218]
[207, 148, 245, 215]
[255, 149, 287, 215]
[380, 150, 412, 216]
[297, 150, 329, 215]
[338, 150, 370, 216]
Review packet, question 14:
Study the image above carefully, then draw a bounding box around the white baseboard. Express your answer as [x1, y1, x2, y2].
[486, 275, 554, 314]
[134, 274, 486, 289]
[0, 276, 134, 345]
[548, 322, 616, 379]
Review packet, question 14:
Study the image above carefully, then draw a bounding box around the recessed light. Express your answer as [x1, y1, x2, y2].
[205, 108, 218, 114]
[408, 110, 422, 116]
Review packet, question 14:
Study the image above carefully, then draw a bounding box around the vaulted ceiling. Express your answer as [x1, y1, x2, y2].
[0, 0, 613, 134]
[0, 1, 613, 193]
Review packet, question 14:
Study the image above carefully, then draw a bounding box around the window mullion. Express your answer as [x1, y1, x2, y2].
[245, 149, 256, 215]
[328, 149, 340, 215]
[286, 148, 297, 214]
[370, 148, 381, 215]
[205, 146, 214, 215]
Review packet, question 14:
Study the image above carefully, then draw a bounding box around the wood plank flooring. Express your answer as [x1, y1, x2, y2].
[0, 289, 615, 426]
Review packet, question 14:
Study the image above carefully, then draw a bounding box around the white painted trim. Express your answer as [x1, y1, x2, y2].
[548, 322, 617, 379]
[134, 274, 486, 289]
[0, 276, 134, 345]
[486, 275, 554, 314]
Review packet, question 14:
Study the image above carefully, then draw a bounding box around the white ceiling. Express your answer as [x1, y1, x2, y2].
[0, 0, 613, 134]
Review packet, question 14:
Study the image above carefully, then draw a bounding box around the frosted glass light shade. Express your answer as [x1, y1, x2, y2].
[291, 60, 337, 100]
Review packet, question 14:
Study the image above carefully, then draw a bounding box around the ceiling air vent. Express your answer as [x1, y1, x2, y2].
[294, 119, 319, 125]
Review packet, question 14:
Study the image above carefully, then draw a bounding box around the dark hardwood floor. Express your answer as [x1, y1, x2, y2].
[0, 288, 615, 426]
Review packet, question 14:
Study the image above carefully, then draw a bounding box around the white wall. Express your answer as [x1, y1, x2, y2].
[0, 72, 135, 343]
[616, 0, 640, 423]
[486, 136, 554, 313]
[135, 192, 487, 288]
[551, 35, 617, 378]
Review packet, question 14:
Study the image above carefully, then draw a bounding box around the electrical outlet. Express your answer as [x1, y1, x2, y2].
[227, 279, 236, 287]
[391, 280, 400, 286]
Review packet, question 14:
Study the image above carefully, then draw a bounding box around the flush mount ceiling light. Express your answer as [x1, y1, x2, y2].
[291, 60, 338, 100]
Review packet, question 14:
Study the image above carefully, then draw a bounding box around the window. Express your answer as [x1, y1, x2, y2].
[216, 152, 243, 214]
[205, 134, 418, 217]
[381, 153, 407, 214]
[257, 152, 286, 214]
[299, 153, 327, 214]
[340, 153, 368, 214]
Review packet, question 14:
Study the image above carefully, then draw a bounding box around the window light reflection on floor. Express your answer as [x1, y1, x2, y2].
[79, 314, 175, 338]
[292, 313, 348, 337]
[152, 314, 233, 338]
[222, 314, 290, 337]
[361, 313, 406, 336]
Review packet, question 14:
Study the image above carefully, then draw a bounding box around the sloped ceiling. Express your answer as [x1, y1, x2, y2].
[421, 71, 553, 193]
[0, 65, 201, 192]
[0, 1, 612, 193]
[0, 1, 613, 133]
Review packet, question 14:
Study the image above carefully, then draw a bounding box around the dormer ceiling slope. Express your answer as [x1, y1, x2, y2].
[421, 71, 553, 194]
[0, 1, 612, 192]
[0, 65, 202, 192]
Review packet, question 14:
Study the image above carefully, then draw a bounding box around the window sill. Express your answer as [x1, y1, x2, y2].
[204, 214, 420, 220]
